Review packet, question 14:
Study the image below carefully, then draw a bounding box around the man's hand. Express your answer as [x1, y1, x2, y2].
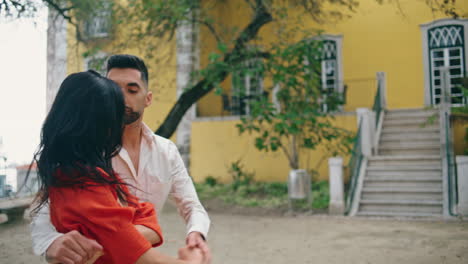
[45, 230, 103, 264]
[186, 232, 211, 264]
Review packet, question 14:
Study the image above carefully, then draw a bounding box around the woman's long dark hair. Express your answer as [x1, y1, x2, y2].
[32, 70, 128, 213]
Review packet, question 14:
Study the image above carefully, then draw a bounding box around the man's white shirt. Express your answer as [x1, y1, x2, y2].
[30, 123, 210, 255]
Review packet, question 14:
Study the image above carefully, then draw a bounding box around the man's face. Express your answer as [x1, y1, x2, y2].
[107, 68, 152, 125]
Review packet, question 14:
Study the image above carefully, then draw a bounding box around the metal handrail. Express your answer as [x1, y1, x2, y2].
[372, 79, 382, 127]
[345, 120, 363, 214]
[444, 112, 459, 216]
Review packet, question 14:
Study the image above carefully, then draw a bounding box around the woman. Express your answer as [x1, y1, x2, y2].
[33, 71, 208, 264]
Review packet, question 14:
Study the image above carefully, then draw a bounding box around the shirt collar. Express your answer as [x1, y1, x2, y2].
[140, 122, 155, 148]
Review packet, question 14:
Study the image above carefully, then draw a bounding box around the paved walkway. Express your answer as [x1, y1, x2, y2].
[0, 208, 467, 264]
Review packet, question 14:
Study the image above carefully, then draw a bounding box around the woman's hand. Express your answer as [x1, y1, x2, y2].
[178, 246, 210, 264]
[84, 250, 104, 264]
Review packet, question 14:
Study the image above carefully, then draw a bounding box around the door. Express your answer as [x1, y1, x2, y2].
[428, 25, 466, 106]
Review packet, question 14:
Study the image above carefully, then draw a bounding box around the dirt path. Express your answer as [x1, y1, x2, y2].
[0, 209, 467, 264]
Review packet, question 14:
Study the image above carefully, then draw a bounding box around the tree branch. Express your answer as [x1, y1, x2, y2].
[43, 0, 74, 24]
[155, 2, 273, 137]
[194, 18, 222, 43]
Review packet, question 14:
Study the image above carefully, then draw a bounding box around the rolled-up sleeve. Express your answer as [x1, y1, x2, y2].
[30, 204, 63, 256]
[168, 142, 211, 239]
[50, 185, 157, 264]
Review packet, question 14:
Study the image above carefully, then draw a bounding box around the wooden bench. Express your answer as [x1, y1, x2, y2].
[0, 197, 33, 223]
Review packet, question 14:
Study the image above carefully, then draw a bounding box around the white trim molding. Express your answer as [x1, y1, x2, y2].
[420, 18, 468, 106]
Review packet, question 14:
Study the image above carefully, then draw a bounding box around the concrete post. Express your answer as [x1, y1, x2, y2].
[328, 157, 344, 215]
[46, 8, 68, 112]
[356, 108, 373, 157]
[175, 9, 199, 169]
[456, 156, 468, 216]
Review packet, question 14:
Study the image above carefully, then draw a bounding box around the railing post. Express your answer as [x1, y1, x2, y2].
[328, 157, 344, 215]
[376, 72, 387, 109]
[357, 108, 373, 157]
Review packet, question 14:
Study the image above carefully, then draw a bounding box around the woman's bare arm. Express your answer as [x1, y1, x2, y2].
[135, 225, 162, 245]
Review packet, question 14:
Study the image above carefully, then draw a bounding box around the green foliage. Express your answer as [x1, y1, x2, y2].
[236, 39, 353, 170]
[204, 175, 218, 187]
[228, 160, 254, 191]
[194, 180, 330, 211]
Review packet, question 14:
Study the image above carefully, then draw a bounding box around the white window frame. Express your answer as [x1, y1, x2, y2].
[420, 18, 468, 106]
[311, 34, 344, 111]
[231, 56, 264, 116]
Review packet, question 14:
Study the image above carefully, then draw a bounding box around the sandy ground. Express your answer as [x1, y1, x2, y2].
[0, 207, 467, 264]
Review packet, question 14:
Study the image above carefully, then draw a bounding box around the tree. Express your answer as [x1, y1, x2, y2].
[235, 39, 354, 171]
[0, 0, 464, 138]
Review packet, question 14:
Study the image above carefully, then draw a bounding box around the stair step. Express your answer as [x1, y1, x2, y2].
[380, 141, 439, 148]
[382, 127, 439, 134]
[359, 202, 442, 214]
[368, 155, 441, 167]
[362, 187, 442, 193]
[366, 175, 442, 181]
[385, 108, 438, 114]
[385, 111, 438, 120]
[360, 199, 442, 205]
[364, 181, 442, 189]
[369, 155, 440, 160]
[367, 165, 441, 171]
[380, 134, 439, 143]
[379, 143, 440, 155]
[384, 119, 438, 127]
[361, 191, 442, 201]
[356, 211, 443, 218]
[366, 171, 441, 177]
[379, 149, 441, 155]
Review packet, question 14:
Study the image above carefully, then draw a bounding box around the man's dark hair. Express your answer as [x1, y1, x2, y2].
[107, 54, 149, 85]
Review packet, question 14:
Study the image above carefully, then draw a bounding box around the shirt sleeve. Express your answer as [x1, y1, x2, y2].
[133, 201, 164, 247]
[50, 185, 156, 264]
[30, 203, 63, 256]
[168, 141, 211, 239]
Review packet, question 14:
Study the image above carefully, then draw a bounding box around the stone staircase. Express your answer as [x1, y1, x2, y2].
[356, 108, 444, 217]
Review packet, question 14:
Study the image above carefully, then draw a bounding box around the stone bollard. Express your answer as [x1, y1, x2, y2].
[456, 156, 468, 216]
[356, 108, 374, 157]
[329, 157, 344, 215]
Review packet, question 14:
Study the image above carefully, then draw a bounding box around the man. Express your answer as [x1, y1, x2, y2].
[31, 54, 211, 264]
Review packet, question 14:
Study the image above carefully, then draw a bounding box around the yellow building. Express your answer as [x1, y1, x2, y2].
[49, 0, 468, 184]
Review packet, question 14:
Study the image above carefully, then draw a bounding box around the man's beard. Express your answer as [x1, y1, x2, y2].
[124, 107, 141, 124]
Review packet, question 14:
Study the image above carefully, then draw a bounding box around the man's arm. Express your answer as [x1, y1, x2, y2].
[168, 142, 211, 263]
[30, 203, 103, 264]
[30, 204, 63, 256]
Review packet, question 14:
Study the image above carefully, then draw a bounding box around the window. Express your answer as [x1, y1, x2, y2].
[310, 35, 344, 112]
[421, 19, 468, 106]
[230, 57, 264, 116]
[83, 2, 112, 39]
